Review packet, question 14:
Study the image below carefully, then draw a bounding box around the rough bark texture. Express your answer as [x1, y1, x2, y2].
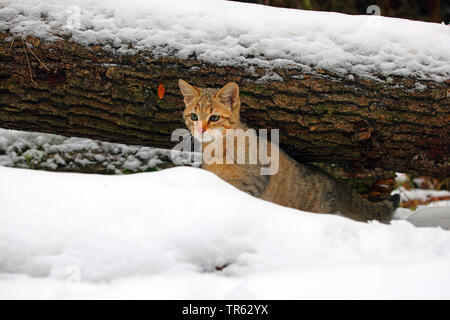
[0, 32, 449, 179]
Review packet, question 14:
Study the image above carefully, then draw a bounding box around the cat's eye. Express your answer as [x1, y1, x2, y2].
[209, 115, 220, 122]
[190, 113, 198, 121]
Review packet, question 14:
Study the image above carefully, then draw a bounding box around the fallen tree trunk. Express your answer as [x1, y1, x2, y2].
[0, 32, 449, 178]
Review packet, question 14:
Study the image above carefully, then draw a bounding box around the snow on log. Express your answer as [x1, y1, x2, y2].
[0, 0, 449, 176]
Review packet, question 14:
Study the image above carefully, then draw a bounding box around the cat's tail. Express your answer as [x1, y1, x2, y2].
[338, 183, 400, 223]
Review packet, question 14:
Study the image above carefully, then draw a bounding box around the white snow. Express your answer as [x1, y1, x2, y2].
[394, 205, 450, 230]
[1, 0, 449, 81]
[393, 186, 450, 203]
[1, 165, 450, 299]
[0, 128, 196, 173]
[395, 172, 409, 184]
[407, 207, 450, 230]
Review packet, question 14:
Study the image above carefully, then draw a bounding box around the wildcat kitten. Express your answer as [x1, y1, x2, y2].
[179, 79, 399, 223]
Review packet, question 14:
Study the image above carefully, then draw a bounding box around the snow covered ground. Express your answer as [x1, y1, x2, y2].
[0, 128, 198, 174]
[1, 165, 450, 299]
[1, 0, 449, 299]
[1, 0, 449, 81]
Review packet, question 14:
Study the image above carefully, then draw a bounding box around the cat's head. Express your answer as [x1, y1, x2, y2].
[178, 79, 241, 141]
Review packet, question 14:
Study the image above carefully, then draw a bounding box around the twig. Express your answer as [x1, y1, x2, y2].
[24, 41, 50, 72]
[21, 38, 37, 86]
[9, 37, 16, 51]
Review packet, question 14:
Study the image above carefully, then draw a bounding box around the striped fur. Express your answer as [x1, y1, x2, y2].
[179, 80, 397, 223]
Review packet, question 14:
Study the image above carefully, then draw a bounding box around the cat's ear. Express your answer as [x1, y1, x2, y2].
[216, 82, 239, 109]
[179, 79, 199, 105]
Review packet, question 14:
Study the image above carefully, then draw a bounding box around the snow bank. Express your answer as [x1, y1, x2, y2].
[1, 0, 449, 81]
[0, 128, 197, 173]
[407, 207, 450, 230]
[1, 165, 450, 299]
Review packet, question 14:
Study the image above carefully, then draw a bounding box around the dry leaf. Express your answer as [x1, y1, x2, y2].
[158, 84, 165, 99]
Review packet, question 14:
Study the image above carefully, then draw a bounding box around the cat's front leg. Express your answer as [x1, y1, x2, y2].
[205, 163, 270, 198]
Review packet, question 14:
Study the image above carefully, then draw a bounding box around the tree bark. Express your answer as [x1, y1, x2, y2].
[0, 32, 449, 178]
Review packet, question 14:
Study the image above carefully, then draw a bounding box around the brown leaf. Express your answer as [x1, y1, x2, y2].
[158, 83, 165, 99]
